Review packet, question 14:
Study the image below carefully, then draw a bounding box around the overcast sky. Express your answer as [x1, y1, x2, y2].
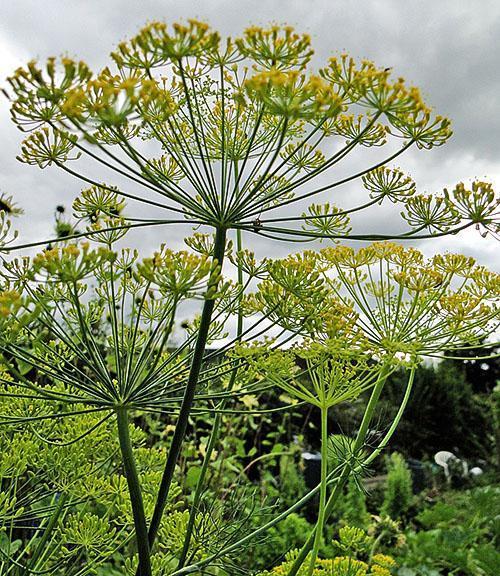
[0, 0, 499, 269]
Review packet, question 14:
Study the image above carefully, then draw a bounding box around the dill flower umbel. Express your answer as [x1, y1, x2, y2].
[7, 20, 484, 241]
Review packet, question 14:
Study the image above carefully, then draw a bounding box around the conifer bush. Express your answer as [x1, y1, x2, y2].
[381, 453, 413, 520]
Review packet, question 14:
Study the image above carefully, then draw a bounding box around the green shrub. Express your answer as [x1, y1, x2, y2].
[381, 453, 413, 519]
[385, 363, 496, 461]
[395, 486, 500, 576]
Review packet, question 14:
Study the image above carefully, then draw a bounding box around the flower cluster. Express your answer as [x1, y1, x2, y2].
[362, 167, 416, 204]
[236, 25, 313, 70]
[258, 526, 396, 576]
[332, 113, 388, 146]
[73, 185, 125, 223]
[445, 181, 499, 238]
[244, 70, 344, 120]
[137, 247, 212, 301]
[18, 127, 80, 168]
[32, 242, 115, 282]
[8, 57, 92, 129]
[402, 194, 460, 233]
[0, 288, 22, 318]
[113, 20, 220, 66]
[5, 21, 463, 233]
[301, 202, 352, 240]
[318, 242, 499, 356]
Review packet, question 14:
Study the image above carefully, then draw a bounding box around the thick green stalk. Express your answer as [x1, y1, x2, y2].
[307, 407, 329, 575]
[116, 407, 152, 576]
[287, 365, 391, 576]
[177, 228, 243, 569]
[146, 227, 227, 552]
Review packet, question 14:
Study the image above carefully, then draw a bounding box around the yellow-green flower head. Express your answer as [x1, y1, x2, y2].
[444, 181, 499, 237]
[63, 513, 116, 552]
[87, 216, 130, 245]
[267, 251, 323, 297]
[386, 246, 423, 268]
[62, 71, 140, 126]
[137, 77, 178, 122]
[392, 266, 444, 292]
[146, 155, 185, 185]
[388, 110, 453, 149]
[362, 167, 416, 204]
[129, 20, 220, 63]
[257, 526, 396, 575]
[254, 254, 330, 333]
[33, 242, 116, 282]
[137, 246, 212, 300]
[301, 202, 352, 241]
[372, 554, 396, 569]
[7, 57, 92, 129]
[323, 113, 388, 148]
[236, 25, 313, 70]
[245, 70, 344, 120]
[467, 266, 500, 296]
[228, 248, 267, 279]
[0, 285, 36, 345]
[17, 127, 80, 168]
[0, 289, 22, 318]
[304, 242, 499, 356]
[320, 244, 377, 268]
[402, 194, 460, 233]
[73, 185, 125, 223]
[432, 253, 475, 276]
[321, 55, 452, 147]
[281, 142, 326, 172]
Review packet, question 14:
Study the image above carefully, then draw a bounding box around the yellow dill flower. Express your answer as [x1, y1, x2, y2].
[372, 554, 396, 569]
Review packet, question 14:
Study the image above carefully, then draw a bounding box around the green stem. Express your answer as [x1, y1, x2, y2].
[116, 407, 152, 576]
[177, 226, 243, 569]
[364, 367, 415, 467]
[26, 492, 68, 571]
[145, 227, 227, 553]
[177, 409, 222, 568]
[287, 364, 391, 576]
[307, 407, 329, 575]
[368, 531, 385, 565]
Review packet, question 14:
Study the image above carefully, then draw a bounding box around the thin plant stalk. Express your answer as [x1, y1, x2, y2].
[287, 363, 392, 576]
[170, 366, 415, 576]
[307, 405, 329, 575]
[25, 492, 68, 571]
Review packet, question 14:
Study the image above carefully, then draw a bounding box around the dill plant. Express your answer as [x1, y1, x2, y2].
[0, 20, 498, 576]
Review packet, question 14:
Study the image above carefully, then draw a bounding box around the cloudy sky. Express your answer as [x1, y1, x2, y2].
[0, 0, 499, 268]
